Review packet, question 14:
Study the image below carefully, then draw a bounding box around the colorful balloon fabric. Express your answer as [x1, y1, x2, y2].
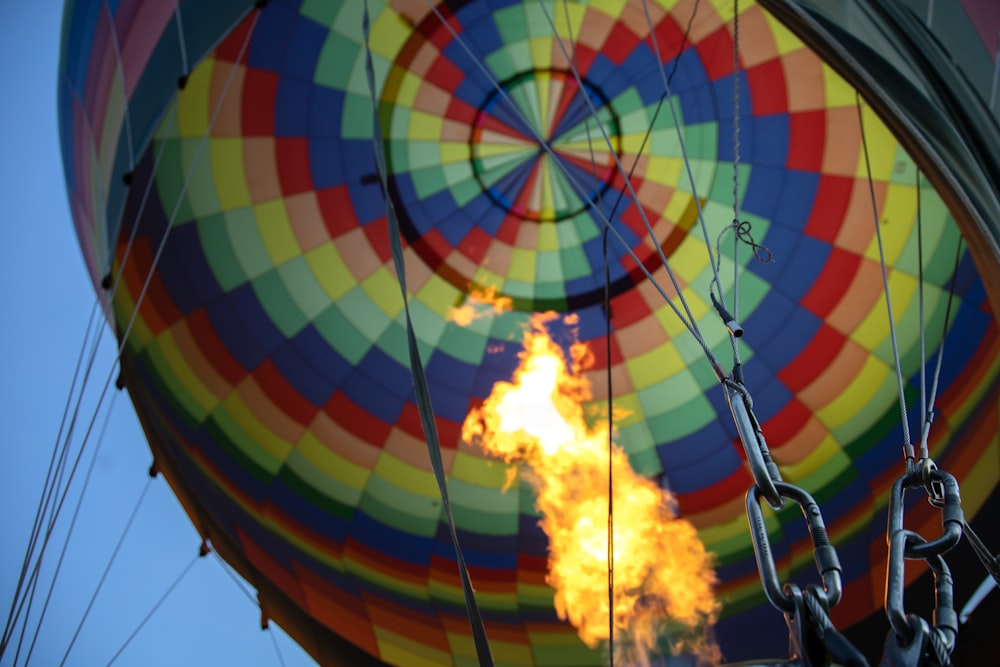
[59, 0, 1000, 665]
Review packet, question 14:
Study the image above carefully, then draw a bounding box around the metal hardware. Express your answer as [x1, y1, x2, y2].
[747, 482, 843, 613]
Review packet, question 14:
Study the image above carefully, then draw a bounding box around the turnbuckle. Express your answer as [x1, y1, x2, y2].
[887, 468, 963, 559]
[746, 481, 843, 613]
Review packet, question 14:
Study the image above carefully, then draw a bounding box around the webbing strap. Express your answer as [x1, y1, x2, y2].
[361, 3, 494, 665]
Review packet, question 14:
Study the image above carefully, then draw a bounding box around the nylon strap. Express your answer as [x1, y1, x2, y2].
[361, 3, 494, 664]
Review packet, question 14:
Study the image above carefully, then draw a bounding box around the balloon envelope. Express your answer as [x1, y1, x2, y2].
[60, 0, 1000, 664]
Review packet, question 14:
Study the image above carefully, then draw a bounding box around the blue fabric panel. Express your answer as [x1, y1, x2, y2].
[270, 328, 343, 406]
[662, 441, 742, 494]
[268, 474, 353, 543]
[275, 76, 312, 137]
[308, 86, 345, 139]
[427, 351, 478, 394]
[247, 1, 296, 72]
[282, 10, 328, 77]
[341, 368, 406, 425]
[752, 305, 821, 375]
[173, 224, 223, 311]
[363, 347, 414, 400]
[350, 511, 432, 565]
[309, 138, 347, 188]
[657, 419, 734, 468]
[774, 171, 821, 227]
[426, 381, 473, 423]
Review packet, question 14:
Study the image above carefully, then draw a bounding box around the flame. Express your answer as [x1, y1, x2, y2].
[449, 285, 513, 326]
[462, 315, 720, 664]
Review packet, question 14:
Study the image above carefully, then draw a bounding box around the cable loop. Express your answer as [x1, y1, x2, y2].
[714, 219, 774, 270]
[746, 481, 843, 614]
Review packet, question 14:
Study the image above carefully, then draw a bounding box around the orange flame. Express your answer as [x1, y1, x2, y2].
[449, 285, 513, 326]
[462, 315, 719, 664]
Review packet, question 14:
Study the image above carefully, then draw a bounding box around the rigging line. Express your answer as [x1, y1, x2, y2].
[916, 169, 927, 459]
[856, 92, 912, 458]
[209, 550, 258, 607]
[920, 237, 964, 455]
[0, 303, 108, 658]
[363, 4, 494, 665]
[430, 0, 686, 323]
[22, 393, 120, 667]
[420, 0, 723, 373]
[110, 5, 261, 371]
[101, 108, 178, 310]
[555, 2, 615, 657]
[3, 90, 175, 662]
[543, 0, 699, 326]
[103, 0, 135, 172]
[267, 625, 288, 667]
[537, 1, 724, 372]
[58, 476, 153, 667]
[598, 0, 701, 234]
[6, 13, 260, 659]
[104, 553, 199, 667]
[589, 6, 697, 658]
[1, 300, 101, 652]
[592, 7, 699, 649]
[728, 0, 743, 367]
[172, 0, 190, 79]
[591, 0, 700, 263]
[5, 82, 132, 656]
[603, 226, 614, 665]
[638, 0, 726, 320]
[3, 100, 178, 661]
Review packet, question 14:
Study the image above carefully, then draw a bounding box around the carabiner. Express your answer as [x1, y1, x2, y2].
[885, 529, 957, 654]
[727, 380, 783, 510]
[747, 482, 843, 613]
[887, 470, 963, 558]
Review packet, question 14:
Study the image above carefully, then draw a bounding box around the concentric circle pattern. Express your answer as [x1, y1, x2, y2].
[469, 69, 619, 224]
[61, 0, 1000, 665]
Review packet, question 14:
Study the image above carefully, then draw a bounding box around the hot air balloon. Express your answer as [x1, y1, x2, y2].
[57, 0, 1000, 664]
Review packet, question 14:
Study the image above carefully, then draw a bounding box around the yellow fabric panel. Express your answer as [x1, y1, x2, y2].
[211, 138, 253, 210]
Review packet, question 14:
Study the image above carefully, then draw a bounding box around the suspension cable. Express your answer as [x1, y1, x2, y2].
[3, 99, 179, 667]
[856, 92, 913, 460]
[210, 550, 259, 607]
[267, 625, 288, 667]
[1, 300, 101, 653]
[920, 238, 963, 455]
[172, 0, 191, 82]
[4, 10, 261, 663]
[58, 475, 152, 667]
[22, 392, 120, 667]
[1, 287, 110, 658]
[536, 0, 726, 377]
[916, 169, 928, 459]
[420, 0, 722, 374]
[363, 2, 495, 664]
[638, 0, 725, 314]
[103, 0, 135, 173]
[729, 0, 743, 367]
[553, 0, 615, 657]
[103, 554, 200, 667]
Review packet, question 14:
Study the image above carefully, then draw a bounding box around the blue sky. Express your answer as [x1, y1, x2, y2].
[0, 3, 314, 665]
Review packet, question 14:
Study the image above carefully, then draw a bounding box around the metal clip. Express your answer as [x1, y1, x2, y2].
[885, 529, 958, 656]
[746, 482, 843, 614]
[887, 470, 963, 559]
[727, 379, 783, 509]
